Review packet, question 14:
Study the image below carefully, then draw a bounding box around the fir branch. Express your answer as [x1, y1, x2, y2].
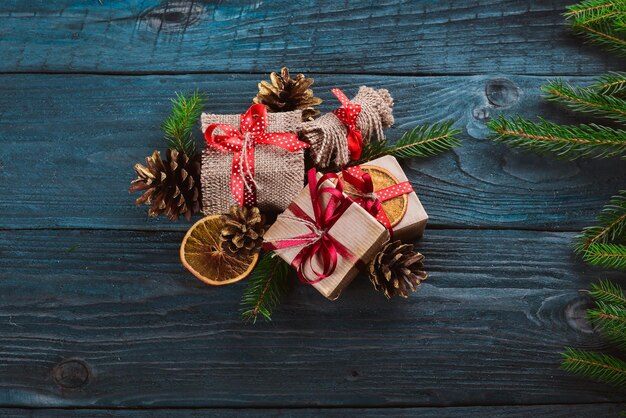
[588, 279, 626, 306]
[593, 72, 626, 96]
[588, 301, 626, 347]
[582, 242, 626, 270]
[488, 115, 626, 160]
[562, 347, 626, 388]
[352, 121, 461, 166]
[575, 190, 626, 252]
[571, 21, 626, 54]
[161, 90, 206, 157]
[240, 252, 292, 323]
[565, 0, 626, 25]
[543, 79, 626, 122]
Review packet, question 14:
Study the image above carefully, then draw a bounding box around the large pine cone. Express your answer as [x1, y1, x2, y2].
[253, 67, 322, 120]
[129, 149, 201, 221]
[368, 241, 427, 299]
[220, 205, 266, 256]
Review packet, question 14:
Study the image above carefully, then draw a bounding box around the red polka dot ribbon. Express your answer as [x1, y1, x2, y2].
[204, 104, 309, 208]
[342, 165, 414, 235]
[263, 169, 362, 284]
[331, 88, 363, 161]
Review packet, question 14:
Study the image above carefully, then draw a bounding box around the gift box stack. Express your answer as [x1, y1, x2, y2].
[197, 75, 429, 300]
[129, 67, 434, 305]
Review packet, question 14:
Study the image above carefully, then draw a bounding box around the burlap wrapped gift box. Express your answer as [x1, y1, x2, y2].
[200, 109, 304, 215]
[300, 86, 394, 169]
[263, 174, 389, 300]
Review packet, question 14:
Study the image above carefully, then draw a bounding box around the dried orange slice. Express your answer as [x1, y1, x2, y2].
[180, 215, 259, 285]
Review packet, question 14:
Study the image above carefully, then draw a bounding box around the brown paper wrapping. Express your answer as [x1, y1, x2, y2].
[263, 177, 389, 300]
[355, 155, 428, 242]
[200, 110, 304, 215]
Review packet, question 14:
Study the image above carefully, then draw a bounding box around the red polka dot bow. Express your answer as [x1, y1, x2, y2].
[331, 88, 363, 161]
[204, 104, 308, 208]
[342, 165, 414, 236]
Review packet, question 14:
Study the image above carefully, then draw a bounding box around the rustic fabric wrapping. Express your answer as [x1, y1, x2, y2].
[342, 155, 429, 242]
[300, 86, 394, 169]
[263, 171, 389, 300]
[200, 110, 304, 215]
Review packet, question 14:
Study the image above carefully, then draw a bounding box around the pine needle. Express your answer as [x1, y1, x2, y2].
[240, 252, 292, 323]
[543, 79, 626, 123]
[488, 115, 626, 160]
[351, 121, 461, 166]
[576, 190, 626, 252]
[161, 91, 206, 157]
[562, 347, 626, 387]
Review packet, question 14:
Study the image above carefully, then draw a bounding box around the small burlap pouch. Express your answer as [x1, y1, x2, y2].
[200, 110, 304, 215]
[301, 86, 394, 169]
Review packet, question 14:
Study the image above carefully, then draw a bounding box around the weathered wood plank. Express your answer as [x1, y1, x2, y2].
[0, 404, 624, 417]
[0, 1, 622, 75]
[0, 228, 623, 407]
[1, 73, 624, 231]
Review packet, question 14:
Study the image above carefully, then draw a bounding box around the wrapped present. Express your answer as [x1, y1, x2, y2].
[263, 169, 389, 300]
[341, 155, 428, 242]
[200, 105, 308, 214]
[300, 86, 394, 169]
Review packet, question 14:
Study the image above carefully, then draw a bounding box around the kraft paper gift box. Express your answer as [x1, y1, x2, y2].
[263, 173, 389, 300]
[340, 155, 428, 242]
[200, 108, 305, 215]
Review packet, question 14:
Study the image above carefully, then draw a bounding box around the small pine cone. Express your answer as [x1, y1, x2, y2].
[219, 205, 266, 256]
[368, 241, 427, 299]
[253, 67, 323, 121]
[129, 149, 201, 221]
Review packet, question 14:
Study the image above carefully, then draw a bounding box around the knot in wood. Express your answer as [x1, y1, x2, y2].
[140, 1, 204, 32]
[53, 359, 90, 389]
[485, 78, 519, 108]
[564, 294, 595, 334]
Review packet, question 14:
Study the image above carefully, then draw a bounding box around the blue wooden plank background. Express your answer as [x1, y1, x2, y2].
[0, 0, 625, 416]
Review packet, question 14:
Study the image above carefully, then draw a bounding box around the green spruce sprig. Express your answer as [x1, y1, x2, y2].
[588, 301, 626, 347]
[543, 79, 626, 123]
[588, 280, 626, 306]
[240, 252, 292, 323]
[594, 72, 626, 96]
[583, 243, 626, 269]
[162, 91, 206, 157]
[565, 0, 626, 54]
[565, 0, 626, 26]
[562, 347, 626, 387]
[575, 190, 626, 257]
[352, 121, 461, 166]
[562, 280, 626, 388]
[489, 116, 626, 160]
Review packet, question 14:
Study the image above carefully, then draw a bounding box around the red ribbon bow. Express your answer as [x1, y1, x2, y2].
[342, 165, 414, 235]
[331, 88, 363, 161]
[263, 169, 360, 284]
[204, 104, 308, 207]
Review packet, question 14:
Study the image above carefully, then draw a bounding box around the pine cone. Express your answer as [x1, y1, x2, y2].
[253, 67, 322, 121]
[368, 241, 427, 299]
[220, 205, 266, 255]
[129, 149, 201, 221]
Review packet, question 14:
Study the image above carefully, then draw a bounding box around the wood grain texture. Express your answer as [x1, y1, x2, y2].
[0, 0, 623, 75]
[0, 404, 624, 417]
[1, 73, 625, 231]
[0, 228, 624, 407]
